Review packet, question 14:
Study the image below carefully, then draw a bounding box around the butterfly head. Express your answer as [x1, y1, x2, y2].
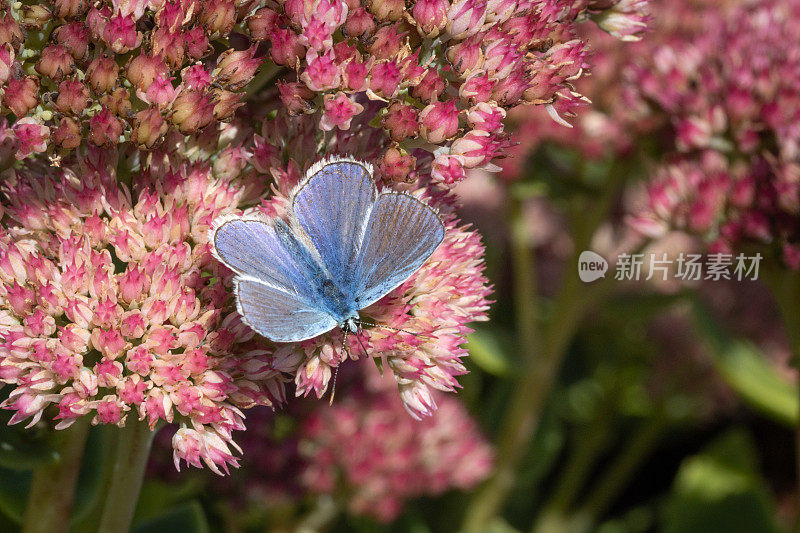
[341, 315, 360, 334]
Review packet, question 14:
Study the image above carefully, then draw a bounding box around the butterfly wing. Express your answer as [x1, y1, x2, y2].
[235, 279, 337, 342]
[211, 217, 336, 342]
[291, 158, 377, 289]
[352, 192, 445, 310]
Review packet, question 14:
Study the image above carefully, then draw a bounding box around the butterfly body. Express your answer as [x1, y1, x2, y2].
[211, 156, 445, 343]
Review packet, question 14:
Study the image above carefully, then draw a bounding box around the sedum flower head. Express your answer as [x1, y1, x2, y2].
[0, 0, 647, 182]
[0, 144, 284, 474]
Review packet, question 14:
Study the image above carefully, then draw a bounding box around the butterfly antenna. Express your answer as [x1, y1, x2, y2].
[355, 320, 433, 340]
[330, 330, 348, 405]
[354, 329, 370, 358]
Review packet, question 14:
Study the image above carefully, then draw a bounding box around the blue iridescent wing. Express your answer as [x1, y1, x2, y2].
[211, 217, 336, 342]
[291, 157, 377, 289]
[234, 279, 337, 342]
[352, 192, 445, 309]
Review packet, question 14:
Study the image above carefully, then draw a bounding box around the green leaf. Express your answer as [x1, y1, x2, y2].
[132, 500, 209, 533]
[467, 327, 512, 377]
[0, 405, 58, 471]
[691, 302, 798, 426]
[133, 479, 205, 525]
[661, 429, 780, 533]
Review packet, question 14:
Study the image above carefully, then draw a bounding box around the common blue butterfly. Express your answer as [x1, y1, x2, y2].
[210, 156, 445, 345]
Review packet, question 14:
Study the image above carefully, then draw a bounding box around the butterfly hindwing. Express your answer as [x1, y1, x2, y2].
[235, 278, 338, 342]
[291, 158, 376, 289]
[352, 192, 445, 309]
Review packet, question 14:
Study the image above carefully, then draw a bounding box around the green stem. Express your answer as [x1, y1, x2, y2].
[21, 419, 90, 533]
[577, 413, 669, 526]
[246, 61, 285, 97]
[97, 419, 156, 533]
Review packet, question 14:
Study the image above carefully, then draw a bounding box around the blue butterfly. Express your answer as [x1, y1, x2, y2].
[210, 156, 445, 344]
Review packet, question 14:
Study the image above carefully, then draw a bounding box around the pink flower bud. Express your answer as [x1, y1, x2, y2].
[345, 7, 375, 36]
[465, 102, 505, 132]
[0, 44, 13, 85]
[419, 100, 459, 143]
[378, 146, 416, 183]
[369, 60, 402, 98]
[184, 26, 210, 60]
[88, 107, 123, 147]
[104, 14, 141, 53]
[460, 71, 494, 103]
[446, 0, 486, 40]
[53, 22, 91, 60]
[320, 92, 364, 131]
[182, 63, 212, 90]
[152, 28, 186, 68]
[170, 90, 215, 133]
[593, 0, 649, 42]
[368, 0, 404, 21]
[482, 37, 521, 80]
[13, 118, 50, 160]
[210, 88, 244, 121]
[247, 7, 279, 40]
[143, 73, 176, 108]
[301, 50, 342, 92]
[269, 27, 304, 67]
[450, 130, 502, 168]
[0, 13, 24, 50]
[126, 53, 169, 92]
[278, 81, 316, 115]
[214, 45, 262, 90]
[99, 87, 132, 116]
[200, 0, 236, 37]
[413, 68, 447, 103]
[382, 102, 419, 142]
[52, 117, 82, 149]
[4, 77, 39, 118]
[36, 45, 75, 81]
[431, 153, 467, 184]
[54, 79, 90, 115]
[412, 0, 448, 38]
[446, 36, 483, 77]
[86, 56, 119, 93]
[131, 108, 168, 148]
[343, 60, 369, 92]
[369, 25, 405, 60]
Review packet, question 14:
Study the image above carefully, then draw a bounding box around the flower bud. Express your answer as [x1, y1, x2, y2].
[0, 44, 13, 85]
[21, 4, 52, 30]
[52, 117, 82, 149]
[13, 118, 50, 160]
[247, 7, 279, 40]
[88, 107, 123, 146]
[269, 27, 304, 67]
[214, 46, 262, 90]
[86, 56, 119, 93]
[412, 68, 446, 103]
[0, 13, 24, 50]
[368, 0, 404, 21]
[382, 102, 419, 142]
[210, 88, 244, 121]
[320, 92, 364, 131]
[152, 28, 186, 68]
[54, 79, 90, 115]
[446, 0, 487, 40]
[36, 45, 75, 81]
[131, 108, 168, 148]
[126, 53, 169, 92]
[419, 100, 459, 143]
[412, 0, 448, 38]
[104, 14, 142, 54]
[53, 22, 91, 60]
[99, 87, 132, 116]
[344, 7, 375, 37]
[446, 36, 483, 77]
[184, 26, 210, 60]
[54, 0, 89, 18]
[277, 81, 316, 115]
[200, 0, 237, 37]
[182, 64, 212, 90]
[378, 146, 416, 183]
[169, 90, 215, 133]
[4, 77, 39, 118]
[431, 153, 466, 184]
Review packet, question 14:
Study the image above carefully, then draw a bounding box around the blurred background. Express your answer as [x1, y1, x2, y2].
[2, 0, 800, 531]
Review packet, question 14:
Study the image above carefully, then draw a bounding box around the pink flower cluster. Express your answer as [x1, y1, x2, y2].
[0, 0, 648, 179]
[0, 145, 286, 474]
[300, 378, 493, 522]
[0, 0, 267, 158]
[626, 0, 800, 267]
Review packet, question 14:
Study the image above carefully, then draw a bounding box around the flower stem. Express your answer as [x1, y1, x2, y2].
[21, 418, 90, 533]
[97, 419, 156, 533]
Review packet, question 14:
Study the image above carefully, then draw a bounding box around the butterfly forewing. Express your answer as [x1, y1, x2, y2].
[235, 279, 338, 342]
[292, 159, 377, 290]
[353, 192, 445, 309]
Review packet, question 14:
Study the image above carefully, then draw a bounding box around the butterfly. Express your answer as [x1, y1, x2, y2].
[210, 156, 445, 348]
